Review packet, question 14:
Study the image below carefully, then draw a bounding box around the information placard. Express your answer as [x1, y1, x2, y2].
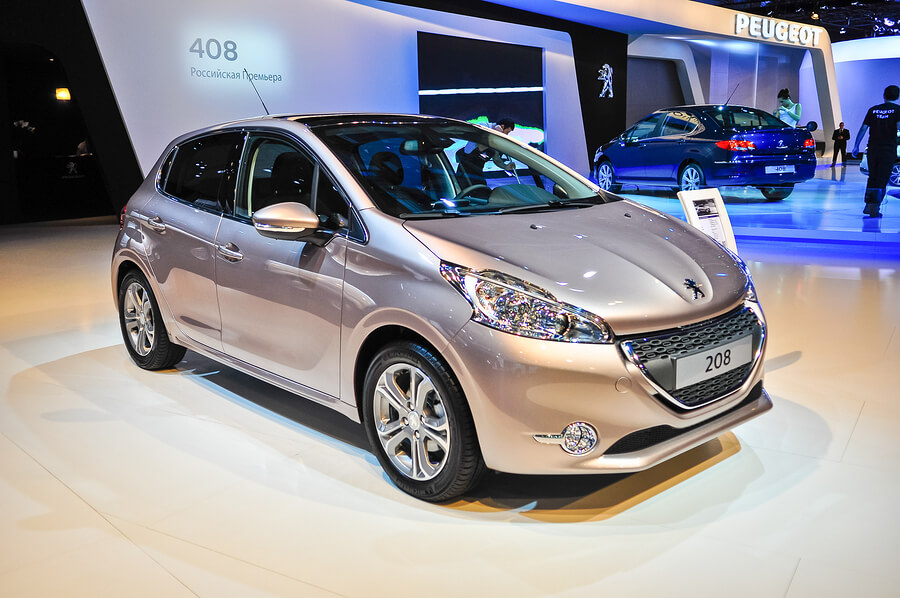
[677, 188, 737, 253]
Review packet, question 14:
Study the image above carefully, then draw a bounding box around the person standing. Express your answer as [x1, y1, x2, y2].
[775, 88, 802, 128]
[852, 85, 900, 218]
[831, 122, 850, 167]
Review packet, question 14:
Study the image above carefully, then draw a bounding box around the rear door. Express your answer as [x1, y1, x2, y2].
[139, 131, 244, 351]
[642, 110, 702, 181]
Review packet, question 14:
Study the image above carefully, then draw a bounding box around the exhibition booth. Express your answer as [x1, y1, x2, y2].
[3, 0, 897, 230]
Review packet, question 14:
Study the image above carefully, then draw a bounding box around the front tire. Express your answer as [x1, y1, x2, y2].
[594, 160, 621, 193]
[362, 341, 485, 502]
[118, 270, 185, 370]
[679, 163, 705, 191]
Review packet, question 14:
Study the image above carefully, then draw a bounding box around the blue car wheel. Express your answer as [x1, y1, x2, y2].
[595, 160, 621, 193]
[679, 163, 705, 191]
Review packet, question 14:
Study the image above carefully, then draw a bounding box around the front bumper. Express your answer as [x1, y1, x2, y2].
[445, 302, 768, 475]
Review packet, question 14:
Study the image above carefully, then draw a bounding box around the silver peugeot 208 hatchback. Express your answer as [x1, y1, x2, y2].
[112, 114, 770, 502]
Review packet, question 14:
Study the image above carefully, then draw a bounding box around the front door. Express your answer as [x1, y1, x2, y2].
[214, 134, 351, 397]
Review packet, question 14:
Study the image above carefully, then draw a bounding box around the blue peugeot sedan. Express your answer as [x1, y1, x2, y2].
[593, 105, 817, 201]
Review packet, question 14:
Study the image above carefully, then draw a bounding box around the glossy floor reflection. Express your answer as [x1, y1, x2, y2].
[616, 162, 900, 244]
[1, 216, 899, 597]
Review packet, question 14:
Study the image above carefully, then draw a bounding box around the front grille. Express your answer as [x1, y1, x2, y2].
[605, 383, 763, 455]
[619, 306, 763, 410]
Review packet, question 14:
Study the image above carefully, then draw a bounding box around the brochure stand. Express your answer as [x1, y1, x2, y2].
[677, 188, 737, 253]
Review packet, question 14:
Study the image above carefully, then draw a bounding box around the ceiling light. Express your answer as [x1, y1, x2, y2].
[55, 88, 71, 101]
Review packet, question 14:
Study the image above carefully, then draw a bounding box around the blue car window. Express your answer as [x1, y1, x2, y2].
[625, 113, 665, 141]
[661, 111, 700, 136]
[703, 107, 786, 130]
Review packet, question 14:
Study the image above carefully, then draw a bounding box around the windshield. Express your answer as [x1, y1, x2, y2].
[702, 106, 788, 131]
[311, 120, 610, 218]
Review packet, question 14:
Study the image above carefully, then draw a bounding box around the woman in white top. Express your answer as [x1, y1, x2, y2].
[775, 88, 802, 127]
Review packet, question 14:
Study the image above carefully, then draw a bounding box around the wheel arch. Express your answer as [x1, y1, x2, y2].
[677, 158, 705, 176]
[112, 256, 182, 346]
[353, 325, 447, 423]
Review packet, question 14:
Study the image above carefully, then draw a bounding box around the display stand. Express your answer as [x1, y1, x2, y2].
[677, 188, 737, 253]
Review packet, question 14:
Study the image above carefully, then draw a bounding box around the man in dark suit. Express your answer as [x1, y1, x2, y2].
[831, 122, 850, 166]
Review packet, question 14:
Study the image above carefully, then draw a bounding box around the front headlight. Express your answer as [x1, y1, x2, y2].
[440, 263, 612, 343]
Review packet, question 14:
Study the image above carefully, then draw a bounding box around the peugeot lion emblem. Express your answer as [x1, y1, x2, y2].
[683, 278, 705, 300]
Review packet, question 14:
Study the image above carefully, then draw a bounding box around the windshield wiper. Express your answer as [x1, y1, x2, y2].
[498, 197, 604, 215]
[398, 210, 468, 219]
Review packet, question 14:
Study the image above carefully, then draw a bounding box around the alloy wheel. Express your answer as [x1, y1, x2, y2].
[372, 362, 450, 481]
[680, 165, 703, 191]
[123, 281, 155, 357]
[596, 162, 614, 191]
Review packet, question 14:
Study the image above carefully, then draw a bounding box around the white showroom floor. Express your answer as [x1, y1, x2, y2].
[2, 170, 899, 597]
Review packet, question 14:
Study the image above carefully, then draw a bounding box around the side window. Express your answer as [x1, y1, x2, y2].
[237, 134, 358, 237]
[626, 113, 665, 141]
[162, 132, 243, 211]
[661, 112, 699, 136]
[238, 137, 315, 218]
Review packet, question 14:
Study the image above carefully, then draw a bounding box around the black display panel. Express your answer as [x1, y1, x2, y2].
[417, 32, 544, 151]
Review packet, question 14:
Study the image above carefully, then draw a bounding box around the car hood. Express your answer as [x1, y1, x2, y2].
[403, 201, 749, 335]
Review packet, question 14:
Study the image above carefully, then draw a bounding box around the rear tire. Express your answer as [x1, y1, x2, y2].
[679, 163, 705, 191]
[759, 184, 794, 201]
[362, 341, 485, 502]
[118, 270, 186, 370]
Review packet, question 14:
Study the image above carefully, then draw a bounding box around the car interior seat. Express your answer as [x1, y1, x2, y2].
[267, 151, 313, 209]
[367, 151, 432, 213]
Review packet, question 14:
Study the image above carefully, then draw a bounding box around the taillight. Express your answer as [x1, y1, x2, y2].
[803, 138, 815, 148]
[715, 140, 756, 151]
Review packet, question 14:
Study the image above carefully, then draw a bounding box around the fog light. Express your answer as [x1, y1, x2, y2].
[534, 422, 598, 455]
[562, 422, 598, 455]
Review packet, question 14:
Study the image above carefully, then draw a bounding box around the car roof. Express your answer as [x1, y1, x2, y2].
[205, 113, 463, 130]
[656, 105, 765, 112]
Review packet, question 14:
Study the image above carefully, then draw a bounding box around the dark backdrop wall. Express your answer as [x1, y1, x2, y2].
[626, 58, 686, 127]
[392, 0, 629, 164]
[1, 0, 142, 224]
[2, 0, 626, 225]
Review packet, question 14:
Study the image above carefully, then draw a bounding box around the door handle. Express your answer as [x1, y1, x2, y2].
[145, 216, 166, 232]
[217, 242, 243, 262]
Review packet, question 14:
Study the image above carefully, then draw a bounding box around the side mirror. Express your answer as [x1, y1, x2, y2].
[252, 202, 320, 241]
[552, 183, 569, 199]
[806, 121, 818, 132]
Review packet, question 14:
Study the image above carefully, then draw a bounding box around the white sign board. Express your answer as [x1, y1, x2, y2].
[677, 188, 737, 253]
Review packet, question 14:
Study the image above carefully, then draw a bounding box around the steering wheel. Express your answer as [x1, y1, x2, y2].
[453, 184, 491, 200]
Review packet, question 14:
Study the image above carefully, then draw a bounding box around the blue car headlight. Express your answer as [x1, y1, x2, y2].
[441, 263, 612, 343]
